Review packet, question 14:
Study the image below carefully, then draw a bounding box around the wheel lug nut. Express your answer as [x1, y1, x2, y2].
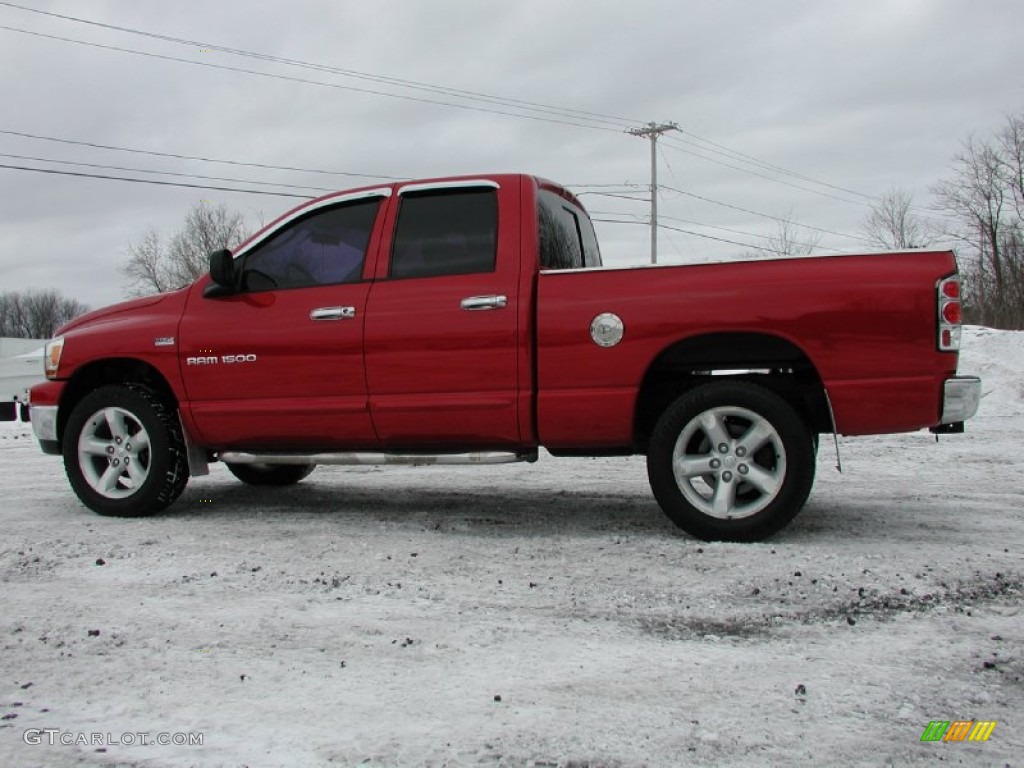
[722, 471, 733, 482]
[718, 443, 729, 454]
[710, 459, 721, 469]
[112, 459, 120, 467]
[106, 446, 115, 455]
[115, 437, 122, 445]
[736, 447, 747, 457]
[738, 464, 749, 475]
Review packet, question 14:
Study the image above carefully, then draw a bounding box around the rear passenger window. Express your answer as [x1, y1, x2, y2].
[538, 189, 602, 270]
[390, 189, 498, 279]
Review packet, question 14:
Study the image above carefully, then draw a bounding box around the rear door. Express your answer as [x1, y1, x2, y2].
[363, 179, 523, 448]
[178, 190, 388, 449]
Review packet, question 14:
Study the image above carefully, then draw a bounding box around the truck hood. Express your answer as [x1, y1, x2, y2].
[56, 288, 189, 335]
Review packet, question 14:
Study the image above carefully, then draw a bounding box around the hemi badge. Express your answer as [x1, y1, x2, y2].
[154, 337, 176, 347]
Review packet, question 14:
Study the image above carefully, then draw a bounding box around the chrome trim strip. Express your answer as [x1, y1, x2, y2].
[219, 451, 535, 466]
[233, 188, 392, 259]
[398, 179, 500, 195]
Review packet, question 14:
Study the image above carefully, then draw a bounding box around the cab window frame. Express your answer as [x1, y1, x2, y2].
[236, 196, 384, 293]
[388, 187, 499, 280]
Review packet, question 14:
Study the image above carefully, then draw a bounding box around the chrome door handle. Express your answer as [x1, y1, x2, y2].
[310, 306, 356, 321]
[460, 295, 508, 311]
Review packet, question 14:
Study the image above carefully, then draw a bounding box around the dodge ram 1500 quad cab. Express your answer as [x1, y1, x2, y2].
[27, 174, 981, 541]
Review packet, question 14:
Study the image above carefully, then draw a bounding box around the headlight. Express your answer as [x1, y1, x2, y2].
[44, 337, 64, 379]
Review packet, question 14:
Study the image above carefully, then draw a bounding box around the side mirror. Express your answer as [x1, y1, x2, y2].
[205, 249, 236, 297]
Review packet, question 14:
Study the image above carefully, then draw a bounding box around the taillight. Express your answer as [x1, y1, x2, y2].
[941, 301, 962, 324]
[937, 276, 961, 351]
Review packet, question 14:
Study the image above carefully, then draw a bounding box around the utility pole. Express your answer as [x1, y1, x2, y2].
[628, 121, 679, 263]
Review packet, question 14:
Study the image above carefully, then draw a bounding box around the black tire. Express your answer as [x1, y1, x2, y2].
[63, 384, 189, 517]
[225, 462, 315, 486]
[646, 381, 815, 542]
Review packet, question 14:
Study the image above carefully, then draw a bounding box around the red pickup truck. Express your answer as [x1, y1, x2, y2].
[27, 174, 980, 541]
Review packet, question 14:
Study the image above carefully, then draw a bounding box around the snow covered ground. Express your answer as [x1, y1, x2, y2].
[0, 327, 1021, 767]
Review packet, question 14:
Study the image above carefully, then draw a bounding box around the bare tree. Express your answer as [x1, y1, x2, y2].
[121, 202, 252, 297]
[743, 213, 823, 258]
[0, 289, 90, 338]
[860, 187, 937, 249]
[996, 112, 1024, 223]
[122, 227, 171, 294]
[932, 115, 1024, 329]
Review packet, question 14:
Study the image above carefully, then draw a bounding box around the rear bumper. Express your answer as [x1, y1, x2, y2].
[939, 375, 981, 424]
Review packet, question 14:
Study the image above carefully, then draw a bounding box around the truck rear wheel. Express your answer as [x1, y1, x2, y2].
[63, 384, 189, 517]
[224, 463, 315, 486]
[646, 381, 815, 542]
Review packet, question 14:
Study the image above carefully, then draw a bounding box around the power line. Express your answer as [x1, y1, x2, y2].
[0, 163, 314, 198]
[594, 216, 765, 251]
[0, 24, 627, 134]
[661, 137, 873, 208]
[658, 183, 877, 245]
[574, 190, 650, 203]
[0, 0, 929, 211]
[0, 152, 336, 192]
[591, 210, 846, 254]
[0, 3, 918, 213]
[0, 128, 401, 181]
[664, 130, 952, 221]
[0, 129, 869, 245]
[581, 184, 876, 246]
[664, 133, 879, 201]
[0, 1, 639, 130]
[657, 213, 847, 254]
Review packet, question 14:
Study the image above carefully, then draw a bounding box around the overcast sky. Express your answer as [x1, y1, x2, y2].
[1, 0, 1022, 310]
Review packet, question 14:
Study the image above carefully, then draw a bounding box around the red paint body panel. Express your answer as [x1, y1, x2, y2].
[177, 280, 376, 449]
[362, 177, 524, 448]
[536, 251, 957, 446]
[52, 288, 192, 400]
[34, 173, 965, 458]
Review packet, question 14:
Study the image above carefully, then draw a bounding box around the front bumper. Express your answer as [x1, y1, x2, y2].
[939, 375, 981, 424]
[30, 404, 61, 454]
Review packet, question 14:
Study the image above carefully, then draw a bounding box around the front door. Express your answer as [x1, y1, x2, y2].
[178, 193, 386, 450]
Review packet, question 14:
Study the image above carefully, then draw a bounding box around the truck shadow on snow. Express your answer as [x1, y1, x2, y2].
[176, 478, 680, 536]
[162, 471, 876, 540]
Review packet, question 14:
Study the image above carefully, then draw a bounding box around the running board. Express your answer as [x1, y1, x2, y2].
[218, 450, 538, 467]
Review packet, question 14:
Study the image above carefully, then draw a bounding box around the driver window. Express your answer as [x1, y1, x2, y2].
[240, 198, 381, 291]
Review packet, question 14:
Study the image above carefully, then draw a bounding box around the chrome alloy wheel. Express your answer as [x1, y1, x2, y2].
[671, 405, 787, 520]
[76, 406, 152, 499]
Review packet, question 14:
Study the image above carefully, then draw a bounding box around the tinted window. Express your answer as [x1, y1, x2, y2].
[240, 198, 381, 291]
[390, 189, 498, 279]
[538, 189, 602, 270]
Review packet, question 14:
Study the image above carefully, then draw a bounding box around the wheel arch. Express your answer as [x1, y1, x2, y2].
[57, 358, 178, 444]
[633, 331, 831, 450]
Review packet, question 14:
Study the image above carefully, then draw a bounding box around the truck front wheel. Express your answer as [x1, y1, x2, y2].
[224, 463, 315, 486]
[63, 385, 189, 517]
[647, 381, 815, 542]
